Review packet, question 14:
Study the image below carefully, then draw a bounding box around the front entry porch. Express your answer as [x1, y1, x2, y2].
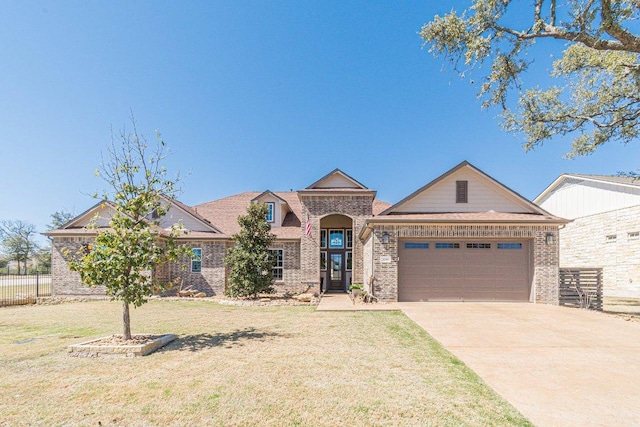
[319, 215, 353, 292]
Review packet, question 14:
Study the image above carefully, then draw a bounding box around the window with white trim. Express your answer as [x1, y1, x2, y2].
[628, 231, 639, 240]
[346, 251, 352, 271]
[345, 229, 353, 249]
[191, 248, 202, 273]
[320, 229, 327, 248]
[270, 249, 284, 281]
[265, 203, 275, 223]
[320, 251, 327, 270]
[606, 234, 617, 242]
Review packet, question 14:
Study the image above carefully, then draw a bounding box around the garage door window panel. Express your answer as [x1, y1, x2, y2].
[404, 242, 429, 249]
[498, 243, 523, 249]
[435, 242, 460, 249]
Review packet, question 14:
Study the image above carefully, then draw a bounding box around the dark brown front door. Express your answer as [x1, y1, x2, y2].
[328, 252, 345, 291]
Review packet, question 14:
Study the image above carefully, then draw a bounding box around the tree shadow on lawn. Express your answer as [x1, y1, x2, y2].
[159, 327, 290, 352]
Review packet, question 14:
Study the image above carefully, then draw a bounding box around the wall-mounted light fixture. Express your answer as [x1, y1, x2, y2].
[545, 233, 555, 245]
[382, 232, 390, 244]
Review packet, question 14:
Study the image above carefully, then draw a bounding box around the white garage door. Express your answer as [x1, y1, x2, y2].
[398, 240, 531, 302]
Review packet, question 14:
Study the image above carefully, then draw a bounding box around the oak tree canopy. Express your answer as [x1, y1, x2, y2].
[421, 0, 640, 157]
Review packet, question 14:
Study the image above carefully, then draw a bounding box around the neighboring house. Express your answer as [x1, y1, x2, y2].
[535, 174, 640, 298]
[46, 161, 566, 303]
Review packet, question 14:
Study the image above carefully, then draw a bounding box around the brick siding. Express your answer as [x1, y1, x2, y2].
[364, 224, 560, 304]
[299, 195, 374, 293]
[51, 237, 107, 296]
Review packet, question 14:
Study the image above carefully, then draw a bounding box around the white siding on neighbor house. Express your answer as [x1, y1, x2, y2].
[537, 178, 640, 220]
[314, 173, 361, 189]
[397, 170, 531, 213]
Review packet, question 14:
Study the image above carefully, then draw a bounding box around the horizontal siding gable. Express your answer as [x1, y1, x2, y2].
[156, 205, 214, 232]
[392, 170, 532, 214]
[65, 203, 116, 228]
[314, 173, 362, 189]
[537, 177, 640, 219]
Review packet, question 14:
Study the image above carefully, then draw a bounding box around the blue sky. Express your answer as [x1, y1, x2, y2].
[1, 1, 639, 245]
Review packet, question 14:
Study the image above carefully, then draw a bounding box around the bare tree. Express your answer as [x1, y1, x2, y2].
[0, 220, 40, 274]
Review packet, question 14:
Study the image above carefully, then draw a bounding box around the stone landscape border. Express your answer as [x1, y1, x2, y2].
[68, 334, 176, 358]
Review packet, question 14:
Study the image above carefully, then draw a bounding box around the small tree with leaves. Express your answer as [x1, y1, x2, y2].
[224, 203, 276, 298]
[68, 116, 189, 340]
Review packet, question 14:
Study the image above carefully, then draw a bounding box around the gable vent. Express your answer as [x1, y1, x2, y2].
[456, 180, 468, 203]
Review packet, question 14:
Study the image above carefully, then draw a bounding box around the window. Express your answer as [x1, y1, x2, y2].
[467, 243, 491, 249]
[151, 208, 160, 219]
[320, 229, 327, 248]
[456, 180, 468, 203]
[265, 203, 275, 223]
[345, 229, 353, 249]
[606, 234, 617, 242]
[498, 243, 522, 249]
[628, 231, 639, 240]
[435, 242, 460, 249]
[404, 242, 429, 249]
[191, 248, 202, 273]
[329, 229, 344, 248]
[270, 249, 283, 281]
[346, 251, 353, 270]
[320, 251, 327, 270]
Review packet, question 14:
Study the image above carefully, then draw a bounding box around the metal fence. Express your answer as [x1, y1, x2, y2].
[0, 272, 52, 307]
[559, 268, 603, 311]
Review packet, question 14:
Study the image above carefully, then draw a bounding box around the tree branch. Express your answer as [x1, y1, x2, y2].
[601, 0, 640, 52]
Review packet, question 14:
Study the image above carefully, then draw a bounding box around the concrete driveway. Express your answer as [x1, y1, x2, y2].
[399, 303, 640, 427]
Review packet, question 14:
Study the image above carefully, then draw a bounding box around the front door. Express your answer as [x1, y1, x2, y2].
[329, 252, 345, 291]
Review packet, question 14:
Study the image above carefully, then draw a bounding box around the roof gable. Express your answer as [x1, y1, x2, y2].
[306, 169, 368, 190]
[251, 190, 290, 206]
[381, 161, 547, 215]
[535, 174, 640, 205]
[157, 196, 221, 233]
[534, 174, 640, 219]
[63, 201, 117, 229]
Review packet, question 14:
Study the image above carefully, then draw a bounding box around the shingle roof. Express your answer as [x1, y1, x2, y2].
[194, 192, 392, 240]
[194, 192, 303, 239]
[369, 212, 567, 223]
[569, 174, 640, 186]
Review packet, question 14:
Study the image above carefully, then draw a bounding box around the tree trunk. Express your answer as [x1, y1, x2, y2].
[122, 300, 132, 340]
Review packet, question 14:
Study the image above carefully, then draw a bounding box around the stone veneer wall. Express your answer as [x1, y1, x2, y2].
[51, 237, 107, 296]
[299, 195, 374, 293]
[366, 224, 560, 304]
[560, 205, 640, 297]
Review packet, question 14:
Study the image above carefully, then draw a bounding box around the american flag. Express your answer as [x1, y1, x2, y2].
[305, 215, 312, 237]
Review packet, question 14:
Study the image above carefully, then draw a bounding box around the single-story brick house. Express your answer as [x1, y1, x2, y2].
[535, 174, 640, 297]
[46, 161, 567, 303]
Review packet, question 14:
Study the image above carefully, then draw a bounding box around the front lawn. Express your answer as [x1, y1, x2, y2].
[0, 300, 531, 426]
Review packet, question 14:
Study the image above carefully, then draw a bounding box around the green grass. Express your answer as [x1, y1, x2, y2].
[0, 300, 532, 426]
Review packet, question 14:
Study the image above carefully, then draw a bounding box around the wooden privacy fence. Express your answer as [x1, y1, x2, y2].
[559, 268, 603, 311]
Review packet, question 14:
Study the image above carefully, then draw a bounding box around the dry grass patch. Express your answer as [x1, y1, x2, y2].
[0, 300, 532, 426]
